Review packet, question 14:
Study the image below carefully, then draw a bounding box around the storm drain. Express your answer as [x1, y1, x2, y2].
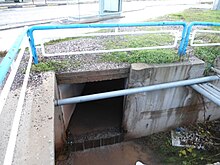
[65, 78, 126, 151]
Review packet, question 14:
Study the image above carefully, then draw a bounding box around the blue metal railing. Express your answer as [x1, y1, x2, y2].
[0, 28, 28, 86]
[0, 21, 220, 86]
[181, 22, 220, 55]
[27, 21, 187, 64]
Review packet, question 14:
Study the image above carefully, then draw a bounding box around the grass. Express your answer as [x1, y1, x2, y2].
[102, 49, 179, 64]
[141, 124, 220, 165]
[102, 33, 180, 64]
[154, 8, 220, 68]
[155, 8, 220, 24]
[168, 9, 220, 23]
[31, 60, 80, 72]
[192, 33, 220, 71]
[102, 9, 219, 64]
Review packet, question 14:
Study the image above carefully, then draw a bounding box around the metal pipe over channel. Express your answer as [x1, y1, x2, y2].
[55, 75, 220, 106]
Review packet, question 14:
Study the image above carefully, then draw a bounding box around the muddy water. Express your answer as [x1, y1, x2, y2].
[57, 140, 162, 165]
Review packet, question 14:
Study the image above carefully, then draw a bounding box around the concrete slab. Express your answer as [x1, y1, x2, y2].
[12, 72, 55, 165]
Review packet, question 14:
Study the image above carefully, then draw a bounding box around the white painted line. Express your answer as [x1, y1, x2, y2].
[3, 51, 32, 165]
[0, 38, 26, 116]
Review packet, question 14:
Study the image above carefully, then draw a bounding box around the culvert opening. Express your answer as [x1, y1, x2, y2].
[64, 78, 126, 151]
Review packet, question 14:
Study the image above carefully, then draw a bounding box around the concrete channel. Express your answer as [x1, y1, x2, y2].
[6, 56, 220, 164]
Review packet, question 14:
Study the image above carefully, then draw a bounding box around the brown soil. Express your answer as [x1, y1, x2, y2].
[57, 140, 162, 165]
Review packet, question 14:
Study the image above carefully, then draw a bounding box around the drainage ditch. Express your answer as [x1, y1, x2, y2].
[56, 71, 128, 156]
[65, 79, 126, 152]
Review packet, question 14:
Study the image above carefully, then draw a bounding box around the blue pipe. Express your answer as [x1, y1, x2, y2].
[55, 75, 220, 106]
[0, 28, 27, 86]
[178, 23, 187, 56]
[181, 22, 220, 55]
[27, 22, 187, 64]
[27, 29, 38, 64]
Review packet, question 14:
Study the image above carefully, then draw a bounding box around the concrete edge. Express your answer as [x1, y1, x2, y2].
[13, 72, 56, 165]
[0, 1, 98, 10]
[0, 15, 124, 31]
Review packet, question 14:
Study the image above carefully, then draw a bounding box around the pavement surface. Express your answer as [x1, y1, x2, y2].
[0, 0, 213, 51]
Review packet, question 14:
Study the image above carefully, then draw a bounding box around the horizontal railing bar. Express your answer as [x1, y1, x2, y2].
[29, 22, 187, 31]
[42, 30, 178, 39]
[55, 76, 220, 106]
[43, 45, 177, 57]
[190, 29, 220, 47]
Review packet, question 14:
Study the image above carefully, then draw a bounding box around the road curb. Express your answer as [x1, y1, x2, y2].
[0, 15, 124, 31]
[0, 1, 98, 10]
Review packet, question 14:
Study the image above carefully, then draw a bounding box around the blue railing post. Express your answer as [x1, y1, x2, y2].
[178, 23, 187, 56]
[182, 22, 220, 55]
[27, 29, 38, 64]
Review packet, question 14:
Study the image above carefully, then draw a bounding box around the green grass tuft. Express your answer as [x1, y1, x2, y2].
[31, 60, 80, 72]
[102, 49, 179, 64]
[102, 33, 179, 64]
[166, 8, 220, 23]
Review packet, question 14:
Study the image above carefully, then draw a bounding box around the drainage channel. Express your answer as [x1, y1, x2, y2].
[55, 71, 128, 164]
[65, 79, 126, 152]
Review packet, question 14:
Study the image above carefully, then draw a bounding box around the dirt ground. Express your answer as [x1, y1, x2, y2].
[57, 140, 162, 165]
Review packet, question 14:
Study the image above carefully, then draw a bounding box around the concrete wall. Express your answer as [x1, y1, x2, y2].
[58, 84, 85, 130]
[55, 83, 85, 154]
[123, 57, 220, 139]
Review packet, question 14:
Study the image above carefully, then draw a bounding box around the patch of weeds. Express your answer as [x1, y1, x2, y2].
[105, 33, 174, 49]
[195, 46, 219, 65]
[142, 129, 220, 165]
[31, 60, 80, 72]
[102, 49, 179, 64]
[102, 33, 179, 64]
[192, 33, 220, 74]
[0, 50, 7, 57]
[194, 46, 219, 74]
[164, 8, 220, 23]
